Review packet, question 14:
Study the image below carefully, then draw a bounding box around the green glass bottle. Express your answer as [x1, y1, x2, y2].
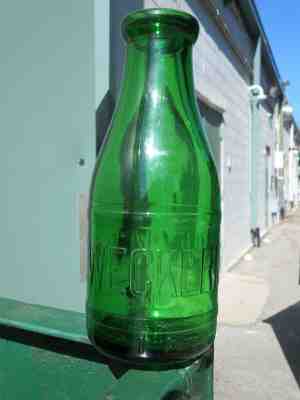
[87, 8, 221, 370]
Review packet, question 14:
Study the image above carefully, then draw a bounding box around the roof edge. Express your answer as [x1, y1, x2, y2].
[238, 0, 285, 96]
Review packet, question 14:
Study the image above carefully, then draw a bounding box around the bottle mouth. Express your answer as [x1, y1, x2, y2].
[122, 8, 199, 44]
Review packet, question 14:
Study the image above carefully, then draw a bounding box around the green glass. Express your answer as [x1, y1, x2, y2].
[87, 8, 221, 370]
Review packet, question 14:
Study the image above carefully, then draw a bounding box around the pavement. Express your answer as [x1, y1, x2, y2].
[214, 208, 300, 399]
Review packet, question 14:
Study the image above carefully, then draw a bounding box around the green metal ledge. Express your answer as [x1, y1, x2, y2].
[0, 297, 89, 345]
[0, 297, 213, 400]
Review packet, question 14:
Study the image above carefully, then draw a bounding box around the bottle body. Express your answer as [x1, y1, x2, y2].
[87, 9, 221, 370]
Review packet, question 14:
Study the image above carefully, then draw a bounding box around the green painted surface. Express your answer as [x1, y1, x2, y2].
[0, 297, 88, 344]
[0, 338, 115, 400]
[0, 336, 213, 400]
[0, 297, 213, 399]
[108, 354, 213, 399]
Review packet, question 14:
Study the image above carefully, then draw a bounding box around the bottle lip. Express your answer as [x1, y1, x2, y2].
[122, 8, 199, 44]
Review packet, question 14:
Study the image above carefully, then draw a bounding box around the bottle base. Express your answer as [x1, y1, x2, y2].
[86, 308, 216, 370]
[89, 334, 213, 370]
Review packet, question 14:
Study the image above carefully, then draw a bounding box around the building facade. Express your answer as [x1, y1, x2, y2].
[107, 0, 299, 270]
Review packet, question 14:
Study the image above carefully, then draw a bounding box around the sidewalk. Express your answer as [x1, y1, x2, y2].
[215, 209, 300, 399]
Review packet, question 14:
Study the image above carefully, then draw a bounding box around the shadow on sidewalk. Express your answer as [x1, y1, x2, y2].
[264, 301, 300, 388]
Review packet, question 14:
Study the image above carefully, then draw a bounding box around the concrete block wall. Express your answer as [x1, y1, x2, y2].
[145, 0, 254, 269]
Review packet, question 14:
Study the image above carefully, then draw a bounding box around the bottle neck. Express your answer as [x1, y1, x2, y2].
[116, 38, 198, 122]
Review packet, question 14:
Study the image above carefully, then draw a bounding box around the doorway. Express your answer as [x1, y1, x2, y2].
[198, 99, 223, 180]
[197, 97, 224, 266]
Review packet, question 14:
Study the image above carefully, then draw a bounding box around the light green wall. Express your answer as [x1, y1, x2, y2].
[0, 0, 109, 312]
[95, 0, 110, 109]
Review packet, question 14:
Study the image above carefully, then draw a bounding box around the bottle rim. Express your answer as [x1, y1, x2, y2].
[122, 8, 199, 44]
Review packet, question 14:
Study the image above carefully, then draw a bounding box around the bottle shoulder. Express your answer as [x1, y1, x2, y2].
[91, 94, 220, 211]
[103, 97, 215, 167]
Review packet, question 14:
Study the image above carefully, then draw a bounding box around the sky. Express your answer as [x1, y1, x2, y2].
[255, 1, 300, 124]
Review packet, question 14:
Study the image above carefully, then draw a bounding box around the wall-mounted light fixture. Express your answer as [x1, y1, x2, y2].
[249, 84, 267, 102]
